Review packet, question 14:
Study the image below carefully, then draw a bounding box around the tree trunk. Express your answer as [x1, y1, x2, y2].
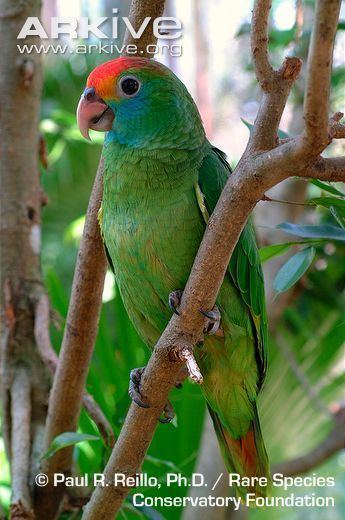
[0, 0, 51, 517]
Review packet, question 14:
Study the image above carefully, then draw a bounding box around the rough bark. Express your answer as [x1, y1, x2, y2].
[0, 0, 51, 517]
[122, 0, 165, 51]
[82, 1, 344, 518]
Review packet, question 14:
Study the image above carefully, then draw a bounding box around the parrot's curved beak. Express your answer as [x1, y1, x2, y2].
[77, 87, 115, 141]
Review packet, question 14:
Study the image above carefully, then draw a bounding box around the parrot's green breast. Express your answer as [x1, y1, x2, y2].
[101, 142, 208, 344]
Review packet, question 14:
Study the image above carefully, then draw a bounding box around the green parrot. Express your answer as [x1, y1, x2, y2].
[77, 57, 270, 498]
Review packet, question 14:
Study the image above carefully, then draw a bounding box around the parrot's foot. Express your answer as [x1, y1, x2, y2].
[128, 366, 176, 424]
[170, 347, 203, 384]
[159, 400, 175, 424]
[129, 367, 150, 409]
[199, 305, 223, 336]
[168, 289, 183, 316]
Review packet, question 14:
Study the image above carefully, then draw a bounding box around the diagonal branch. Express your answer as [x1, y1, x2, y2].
[36, 161, 107, 518]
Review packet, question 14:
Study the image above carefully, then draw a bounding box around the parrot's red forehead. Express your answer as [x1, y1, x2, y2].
[86, 57, 167, 100]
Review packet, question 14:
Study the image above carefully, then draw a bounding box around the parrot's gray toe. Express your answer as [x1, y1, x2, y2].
[159, 399, 175, 424]
[128, 368, 175, 423]
[168, 289, 183, 316]
[199, 305, 223, 335]
[129, 367, 150, 409]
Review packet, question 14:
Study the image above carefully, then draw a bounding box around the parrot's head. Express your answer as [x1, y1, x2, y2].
[76, 57, 205, 149]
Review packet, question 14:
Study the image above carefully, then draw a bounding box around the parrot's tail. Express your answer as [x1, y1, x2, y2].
[207, 404, 271, 500]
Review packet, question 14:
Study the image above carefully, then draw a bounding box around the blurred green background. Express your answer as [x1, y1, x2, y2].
[1, 1, 344, 519]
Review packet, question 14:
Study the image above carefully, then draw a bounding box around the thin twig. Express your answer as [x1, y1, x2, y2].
[34, 293, 60, 375]
[262, 194, 311, 206]
[82, 394, 115, 448]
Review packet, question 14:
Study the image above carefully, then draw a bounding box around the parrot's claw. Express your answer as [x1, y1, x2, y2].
[128, 367, 176, 423]
[129, 367, 150, 409]
[199, 305, 222, 336]
[168, 290, 183, 316]
[159, 400, 175, 424]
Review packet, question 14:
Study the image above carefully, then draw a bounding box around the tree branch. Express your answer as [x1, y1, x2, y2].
[36, 161, 107, 518]
[302, 156, 345, 182]
[273, 406, 345, 476]
[249, 1, 302, 151]
[0, 0, 51, 517]
[10, 368, 34, 519]
[122, 0, 165, 52]
[303, 0, 341, 153]
[82, 1, 343, 517]
[251, 0, 274, 87]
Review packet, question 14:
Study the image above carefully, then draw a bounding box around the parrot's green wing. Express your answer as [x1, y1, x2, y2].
[197, 146, 268, 388]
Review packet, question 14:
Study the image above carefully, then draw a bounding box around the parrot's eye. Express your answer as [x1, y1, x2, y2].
[119, 76, 141, 97]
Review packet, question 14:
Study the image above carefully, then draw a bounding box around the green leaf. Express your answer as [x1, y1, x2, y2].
[260, 243, 296, 263]
[241, 118, 289, 139]
[329, 206, 345, 229]
[259, 241, 319, 263]
[277, 127, 290, 140]
[310, 179, 345, 197]
[145, 454, 183, 474]
[277, 222, 345, 241]
[241, 118, 254, 133]
[41, 432, 99, 460]
[274, 247, 316, 293]
[309, 197, 345, 219]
